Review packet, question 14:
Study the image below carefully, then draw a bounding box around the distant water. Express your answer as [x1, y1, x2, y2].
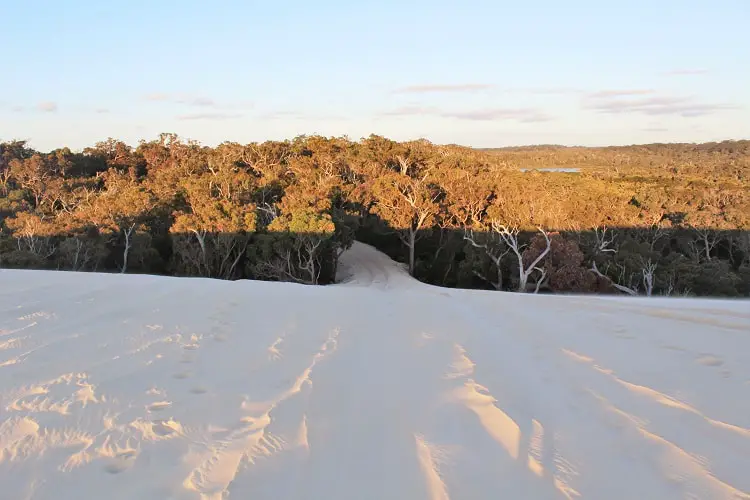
[519, 168, 580, 173]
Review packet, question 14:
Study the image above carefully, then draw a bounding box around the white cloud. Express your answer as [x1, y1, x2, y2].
[37, 101, 58, 112]
[177, 112, 244, 121]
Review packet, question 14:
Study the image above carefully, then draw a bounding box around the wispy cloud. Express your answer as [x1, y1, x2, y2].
[11, 105, 24, 112]
[642, 127, 668, 132]
[145, 93, 217, 107]
[95, 108, 110, 114]
[391, 85, 583, 96]
[143, 92, 171, 101]
[586, 89, 655, 98]
[583, 92, 737, 117]
[175, 96, 217, 107]
[37, 101, 58, 112]
[516, 87, 583, 95]
[382, 105, 552, 123]
[664, 68, 709, 76]
[259, 110, 300, 119]
[382, 105, 440, 116]
[441, 108, 552, 122]
[392, 84, 495, 94]
[177, 112, 244, 121]
[260, 110, 346, 121]
[144, 93, 251, 111]
[481, 86, 582, 95]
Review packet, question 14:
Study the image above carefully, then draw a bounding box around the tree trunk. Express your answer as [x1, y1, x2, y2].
[516, 253, 528, 292]
[121, 224, 135, 274]
[703, 235, 712, 261]
[192, 230, 208, 276]
[495, 260, 503, 291]
[408, 229, 416, 276]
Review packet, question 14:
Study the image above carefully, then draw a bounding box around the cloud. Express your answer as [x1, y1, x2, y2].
[95, 108, 110, 114]
[145, 93, 251, 110]
[382, 105, 552, 123]
[583, 93, 737, 117]
[145, 93, 217, 107]
[642, 127, 668, 132]
[176, 112, 244, 121]
[664, 68, 709, 76]
[259, 110, 347, 121]
[392, 84, 495, 94]
[391, 85, 584, 96]
[586, 89, 655, 98]
[143, 92, 171, 101]
[11, 105, 24, 112]
[517, 87, 583, 95]
[37, 101, 58, 112]
[176, 96, 217, 107]
[382, 105, 440, 116]
[259, 110, 300, 119]
[440, 108, 552, 122]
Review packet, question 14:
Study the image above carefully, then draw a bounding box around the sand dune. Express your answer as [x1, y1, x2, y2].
[1, 242, 749, 499]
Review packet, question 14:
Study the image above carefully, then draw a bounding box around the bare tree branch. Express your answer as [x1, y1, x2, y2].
[590, 261, 638, 296]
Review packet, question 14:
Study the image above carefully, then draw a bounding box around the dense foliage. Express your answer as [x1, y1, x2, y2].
[1, 134, 748, 296]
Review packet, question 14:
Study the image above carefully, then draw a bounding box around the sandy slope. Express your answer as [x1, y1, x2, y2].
[1, 243, 749, 500]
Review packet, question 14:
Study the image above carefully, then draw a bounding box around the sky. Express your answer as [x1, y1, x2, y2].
[1, 0, 748, 151]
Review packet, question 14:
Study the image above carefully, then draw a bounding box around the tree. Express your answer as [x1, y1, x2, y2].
[524, 232, 595, 293]
[588, 228, 663, 297]
[474, 222, 551, 293]
[170, 167, 257, 279]
[9, 154, 54, 209]
[83, 171, 154, 273]
[1, 140, 34, 195]
[3, 212, 58, 266]
[504, 226, 551, 293]
[463, 228, 510, 290]
[370, 171, 440, 275]
[0, 134, 747, 298]
[254, 209, 338, 284]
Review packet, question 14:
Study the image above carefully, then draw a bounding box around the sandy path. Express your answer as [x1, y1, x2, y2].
[0, 243, 748, 499]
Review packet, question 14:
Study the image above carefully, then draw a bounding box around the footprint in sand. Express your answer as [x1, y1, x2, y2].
[152, 419, 180, 437]
[104, 450, 137, 474]
[214, 333, 228, 342]
[660, 344, 687, 352]
[190, 386, 208, 395]
[173, 371, 191, 380]
[147, 401, 172, 412]
[612, 326, 634, 339]
[696, 354, 724, 367]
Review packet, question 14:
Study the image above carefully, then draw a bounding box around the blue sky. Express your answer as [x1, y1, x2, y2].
[1, 0, 748, 151]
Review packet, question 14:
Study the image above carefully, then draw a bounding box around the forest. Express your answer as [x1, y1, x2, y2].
[1, 134, 748, 297]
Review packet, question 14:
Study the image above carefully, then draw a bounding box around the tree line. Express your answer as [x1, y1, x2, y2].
[1, 134, 748, 296]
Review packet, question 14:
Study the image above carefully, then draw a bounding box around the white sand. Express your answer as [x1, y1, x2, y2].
[1, 242, 749, 499]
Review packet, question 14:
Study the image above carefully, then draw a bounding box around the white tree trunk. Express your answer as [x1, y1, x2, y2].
[590, 261, 638, 296]
[121, 224, 135, 274]
[192, 229, 208, 276]
[496, 226, 550, 293]
[642, 260, 657, 297]
[463, 229, 509, 290]
[408, 229, 416, 276]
